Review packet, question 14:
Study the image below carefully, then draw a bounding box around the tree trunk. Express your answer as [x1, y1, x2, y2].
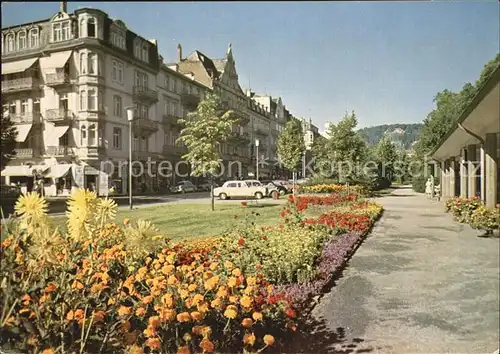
[292, 171, 296, 196]
[210, 176, 215, 212]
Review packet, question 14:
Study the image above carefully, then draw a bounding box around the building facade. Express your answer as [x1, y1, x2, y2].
[1, 2, 317, 195]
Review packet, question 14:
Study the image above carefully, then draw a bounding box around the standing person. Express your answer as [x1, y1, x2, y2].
[425, 177, 432, 198]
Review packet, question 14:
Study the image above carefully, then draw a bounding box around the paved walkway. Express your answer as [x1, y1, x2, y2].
[311, 187, 499, 353]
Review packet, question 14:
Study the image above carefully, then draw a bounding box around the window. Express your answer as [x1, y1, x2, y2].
[79, 18, 86, 38]
[227, 183, 237, 188]
[134, 42, 141, 58]
[21, 99, 28, 114]
[88, 89, 97, 110]
[140, 136, 147, 151]
[29, 28, 39, 47]
[133, 136, 139, 151]
[87, 18, 96, 38]
[141, 105, 148, 119]
[81, 125, 87, 145]
[164, 100, 170, 115]
[111, 32, 125, 49]
[7, 33, 14, 52]
[88, 53, 97, 74]
[52, 23, 61, 42]
[80, 53, 87, 74]
[59, 132, 69, 147]
[173, 79, 177, 93]
[142, 43, 148, 62]
[142, 73, 148, 88]
[89, 124, 97, 146]
[79, 90, 86, 110]
[9, 102, 16, 114]
[59, 93, 68, 111]
[164, 133, 170, 145]
[112, 60, 123, 83]
[164, 75, 169, 89]
[61, 22, 70, 41]
[113, 127, 122, 149]
[18, 31, 26, 50]
[113, 95, 122, 117]
[172, 101, 177, 116]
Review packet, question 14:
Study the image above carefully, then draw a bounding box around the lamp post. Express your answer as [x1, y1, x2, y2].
[255, 139, 260, 180]
[126, 107, 135, 210]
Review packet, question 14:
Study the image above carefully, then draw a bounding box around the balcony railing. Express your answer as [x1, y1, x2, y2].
[14, 148, 34, 158]
[8, 113, 34, 124]
[181, 90, 200, 109]
[254, 128, 268, 136]
[228, 132, 251, 145]
[45, 109, 73, 122]
[2, 77, 39, 92]
[45, 146, 73, 156]
[163, 144, 187, 156]
[221, 103, 250, 124]
[133, 118, 158, 133]
[133, 86, 159, 103]
[162, 114, 181, 127]
[45, 72, 70, 86]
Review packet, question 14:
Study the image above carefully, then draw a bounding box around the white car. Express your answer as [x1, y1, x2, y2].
[213, 180, 272, 200]
[170, 180, 197, 193]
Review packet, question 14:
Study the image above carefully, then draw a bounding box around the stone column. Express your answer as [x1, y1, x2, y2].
[449, 158, 456, 198]
[480, 145, 486, 203]
[484, 133, 498, 208]
[460, 150, 468, 198]
[467, 144, 477, 198]
[440, 161, 445, 197]
[444, 159, 451, 197]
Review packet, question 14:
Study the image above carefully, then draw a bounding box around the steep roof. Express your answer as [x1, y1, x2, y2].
[176, 50, 221, 88]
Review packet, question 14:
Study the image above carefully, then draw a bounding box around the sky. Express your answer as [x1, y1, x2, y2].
[2, 1, 499, 131]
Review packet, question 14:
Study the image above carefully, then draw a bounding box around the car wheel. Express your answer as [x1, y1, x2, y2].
[279, 189, 286, 196]
[220, 193, 228, 200]
[271, 190, 279, 199]
[254, 192, 263, 200]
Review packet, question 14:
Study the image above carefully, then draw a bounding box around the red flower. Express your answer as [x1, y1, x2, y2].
[286, 308, 296, 318]
[262, 235, 268, 241]
[238, 238, 245, 246]
[280, 210, 286, 217]
[256, 264, 263, 270]
[241, 202, 248, 207]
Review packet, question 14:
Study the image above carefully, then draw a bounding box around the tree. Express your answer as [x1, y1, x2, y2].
[0, 106, 17, 171]
[277, 119, 305, 191]
[178, 93, 237, 211]
[374, 135, 398, 182]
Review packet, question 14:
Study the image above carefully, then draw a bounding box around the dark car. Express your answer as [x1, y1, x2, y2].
[0, 184, 21, 199]
[262, 180, 288, 196]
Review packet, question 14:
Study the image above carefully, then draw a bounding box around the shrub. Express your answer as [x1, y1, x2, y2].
[411, 175, 427, 193]
[468, 205, 500, 233]
[445, 197, 482, 223]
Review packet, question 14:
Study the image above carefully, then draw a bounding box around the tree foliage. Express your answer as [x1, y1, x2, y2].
[1, 106, 17, 170]
[374, 135, 398, 180]
[357, 123, 423, 149]
[277, 118, 305, 172]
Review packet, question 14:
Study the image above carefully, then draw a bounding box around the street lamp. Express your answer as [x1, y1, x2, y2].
[255, 139, 260, 180]
[126, 107, 135, 210]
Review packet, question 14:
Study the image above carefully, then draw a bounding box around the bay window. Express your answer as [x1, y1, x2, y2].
[88, 89, 97, 110]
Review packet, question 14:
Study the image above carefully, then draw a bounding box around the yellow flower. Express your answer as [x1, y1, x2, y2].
[118, 306, 132, 317]
[177, 312, 191, 322]
[231, 268, 242, 277]
[240, 295, 253, 308]
[224, 260, 234, 270]
[179, 289, 190, 299]
[127, 345, 143, 354]
[241, 318, 253, 328]
[190, 311, 202, 321]
[199, 339, 215, 353]
[197, 301, 209, 314]
[263, 334, 275, 346]
[168, 275, 178, 285]
[252, 312, 263, 321]
[135, 307, 146, 317]
[143, 325, 156, 338]
[210, 298, 222, 309]
[243, 333, 256, 346]
[188, 283, 197, 292]
[246, 277, 257, 286]
[224, 306, 238, 319]
[162, 264, 175, 275]
[142, 295, 153, 304]
[243, 286, 254, 295]
[229, 295, 239, 304]
[15, 192, 48, 220]
[216, 286, 228, 298]
[145, 337, 161, 350]
[200, 326, 212, 338]
[177, 346, 190, 354]
[204, 276, 219, 291]
[209, 263, 218, 271]
[161, 294, 175, 308]
[159, 308, 176, 322]
[227, 277, 237, 288]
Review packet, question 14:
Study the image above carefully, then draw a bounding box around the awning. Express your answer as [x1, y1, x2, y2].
[15, 124, 33, 143]
[43, 125, 69, 146]
[1, 58, 38, 75]
[0, 165, 32, 177]
[40, 51, 72, 71]
[45, 164, 72, 178]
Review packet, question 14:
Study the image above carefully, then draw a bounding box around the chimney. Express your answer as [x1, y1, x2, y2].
[60, 1, 67, 13]
[177, 44, 182, 62]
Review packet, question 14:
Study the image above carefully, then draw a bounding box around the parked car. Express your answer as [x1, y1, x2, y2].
[0, 184, 21, 199]
[270, 180, 294, 193]
[262, 180, 289, 195]
[244, 180, 280, 199]
[213, 180, 271, 200]
[170, 180, 197, 193]
[198, 182, 219, 192]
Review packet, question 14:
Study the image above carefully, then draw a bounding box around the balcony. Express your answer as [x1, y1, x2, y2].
[221, 103, 250, 125]
[133, 118, 158, 134]
[45, 72, 70, 87]
[44, 109, 74, 124]
[132, 86, 159, 104]
[162, 114, 181, 127]
[2, 77, 40, 93]
[254, 127, 269, 137]
[8, 113, 35, 124]
[181, 91, 200, 110]
[228, 132, 251, 145]
[45, 146, 74, 157]
[14, 148, 34, 158]
[163, 144, 187, 157]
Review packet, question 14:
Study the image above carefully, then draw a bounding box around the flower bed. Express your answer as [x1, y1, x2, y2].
[445, 197, 499, 234]
[0, 190, 383, 353]
[299, 184, 371, 197]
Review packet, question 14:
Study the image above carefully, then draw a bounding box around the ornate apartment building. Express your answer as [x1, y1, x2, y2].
[1, 2, 309, 196]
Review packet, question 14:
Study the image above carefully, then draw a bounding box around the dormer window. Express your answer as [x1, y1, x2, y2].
[142, 43, 149, 62]
[61, 22, 70, 41]
[17, 31, 26, 50]
[29, 28, 39, 47]
[53, 23, 62, 42]
[111, 31, 125, 50]
[87, 18, 96, 38]
[134, 41, 141, 59]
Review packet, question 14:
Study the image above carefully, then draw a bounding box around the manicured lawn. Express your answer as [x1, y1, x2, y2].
[51, 202, 285, 241]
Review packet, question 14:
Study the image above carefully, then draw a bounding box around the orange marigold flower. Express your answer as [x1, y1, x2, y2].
[231, 268, 242, 277]
[118, 306, 132, 317]
[246, 276, 257, 286]
[192, 325, 203, 335]
[210, 298, 222, 309]
[188, 283, 197, 292]
[74, 309, 85, 320]
[143, 325, 157, 338]
[167, 275, 178, 285]
[192, 294, 204, 305]
[252, 312, 263, 321]
[72, 280, 84, 290]
[209, 263, 218, 271]
[177, 346, 191, 354]
[121, 320, 131, 332]
[240, 295, 253, 308]
[41, 349, 56, 354]
[135, 307, 146, 317]
[177, 312, 191, 323]
[22, 294, 31, 302]
[204, 276, 219, 291]
[197, 301, 209, 313]
[241, 318, 253, 328]
[263, 334, 275, 346]
[44, 283, 57, 293]
[142, 295, 154, 304]
[161, 264, 174, 275]
[190, 311, 202, 321]
[224, 261, 234, 270]
[159, 308, 177, 322]
[145, 337, 161, 350]
[93, 310, 106, 323]
[243, 333, 256, 346]
[227, 277, 237, 288]
[148, 316, 161, 329]
[216, 286, 228, 298]
[224, 307, 237, 319]
[161, 294, 175, 308]
[199, 339, 215, 353]
[123, 218, 130, 225]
